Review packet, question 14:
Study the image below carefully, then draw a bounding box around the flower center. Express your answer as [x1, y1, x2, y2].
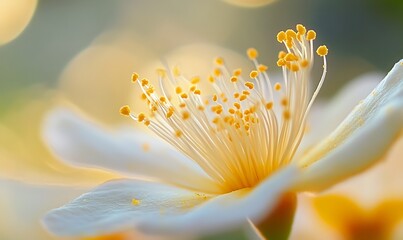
[121, 24, 328, 192]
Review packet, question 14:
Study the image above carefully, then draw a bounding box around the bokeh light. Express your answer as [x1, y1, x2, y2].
[0, 0, 37, 45]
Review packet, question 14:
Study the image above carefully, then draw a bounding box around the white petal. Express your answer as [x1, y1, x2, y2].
[293, 99, 403, 192]
[302, 72, 382, 149]
[139, 165, 299, 235]
[43, 108, 221, 193]
[299, 59, 403, 168]
[43, 166, 298, 237]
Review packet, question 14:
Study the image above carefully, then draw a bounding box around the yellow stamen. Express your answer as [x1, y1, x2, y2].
[247, 48, 258, 60]
[131, 72, 139, 82]
[249, 70, 258, 79]
[119, 105, 131, 116]
[306, 30, 316, 40]
[317, 45, 328, 56]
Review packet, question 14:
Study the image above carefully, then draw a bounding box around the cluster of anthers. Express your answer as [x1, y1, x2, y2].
[120, 24, 328, 192]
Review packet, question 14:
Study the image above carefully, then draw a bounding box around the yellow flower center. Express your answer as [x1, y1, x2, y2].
[121, 24, 328, 192]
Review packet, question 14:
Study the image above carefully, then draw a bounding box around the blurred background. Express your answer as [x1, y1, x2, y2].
[0, 0, 402, 239]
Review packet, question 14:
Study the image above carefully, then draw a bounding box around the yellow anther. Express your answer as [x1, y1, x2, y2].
[175, 86, 182, 94]
[141, 93, 147, 100]
[285, 53, 298, 61]
[137, 113, 146, 122]
[166, 111, 174, 118]
[235, 122, 241, 129]
[278, 51, 287, 59]
[191, 76, 200, 84]
[258, 64, 268, 72]
[188, 85, 196, 92]
[119, 105, 131, 116]
[265, 102, 273, 110]
[277, 58, 286, 67]
[213, 95, 218, 102]
[179, 102, 186, 108]
[247, 48, 258, 60]
[283, 110, 291, 120]
[194, 89, 201, 95]
[234, 102, 241, 109]
[156, 68, 166, 77]
[214, 68, 221, 77]
[300, 59, 309, 68]
[306, 30, 316, 40]
[239, 94, 247, 101]
[249, 71, 258, 79]
[182, 111, 190, 120]
[144, 119, 151, 126]
[131, 72, 139, 82]
[274, 82, 282, 91]
[175, 130, 183, 137]
[245, 82, 254, 89]
[141, 78, 149, 86]
[228, 108, 235, 114]
[230, 76, 238, 83]
[316, 45, 328, 56]
[242, 90, 250, 95]
[286, 29, 297, 39]
[296, 32, 302, 42]
[291, 64, 299, 72]
[281, 97, 288, 106]
[180, 93, 188, 99]
[296, 24, 306, 35]
[233, 92, 240, 98]
[132, 198, 141, 205]
[173, 66, 180, 77]
[197, 105, 205, 111]
[286, 39, 293, 48]
[208, 75, 215, 83]
[215, 57, 224, 65]
[159, 96, 166, 103]
[146, 88, 154, 94]
[244, 109, 250, 115]
[277, 31, 286, 42]
[151, 105, 157, 112]
[233, 68, 242, 76]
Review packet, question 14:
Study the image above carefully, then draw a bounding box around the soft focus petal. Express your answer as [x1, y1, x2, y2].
[301, 73, 382, 150]
[44, 166, 298, 237]
[293, 99, 403, 192]
[43, 108, 222, 194]
[312, 195, 363, 231]
[43, 180, 206, 237]
[299, 60, 403, 167]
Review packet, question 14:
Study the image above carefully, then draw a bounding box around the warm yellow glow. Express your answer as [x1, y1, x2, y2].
[123, 25, 327, 192]
[0, 0, 37, 46]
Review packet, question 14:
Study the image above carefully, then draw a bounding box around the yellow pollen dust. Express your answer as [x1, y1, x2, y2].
[249, 70, 258, 79]
[316, 45, 328, 56]
[132, 198, 141, 206]
[258, 64, 268, 72]
[215, 57, 224, 65]
[277, 31, 286, 42]
[119, 105, 131, 116]
[247, 48, 258, 60]
[191, 76, 200, 84]
[131, 72, 139, 82]
[245, 82, 254, 89]
[274, 82, 282, 91]
[230, 76, 238, 83]
[296, 24, 306, 35]
[306, 30, 316, 40]
[233, 68, 242, 76]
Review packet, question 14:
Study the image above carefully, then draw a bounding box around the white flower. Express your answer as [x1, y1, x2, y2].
[42, 24, 403, 238]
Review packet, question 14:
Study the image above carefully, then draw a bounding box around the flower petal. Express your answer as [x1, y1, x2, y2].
[139, 165, 299, 235]
[299, 60, 403, 168]
[43, 108, 222, 193]
[301, 73, 382, 150]
[43, 166, 298, 237]
[293, 99, 403, 192]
